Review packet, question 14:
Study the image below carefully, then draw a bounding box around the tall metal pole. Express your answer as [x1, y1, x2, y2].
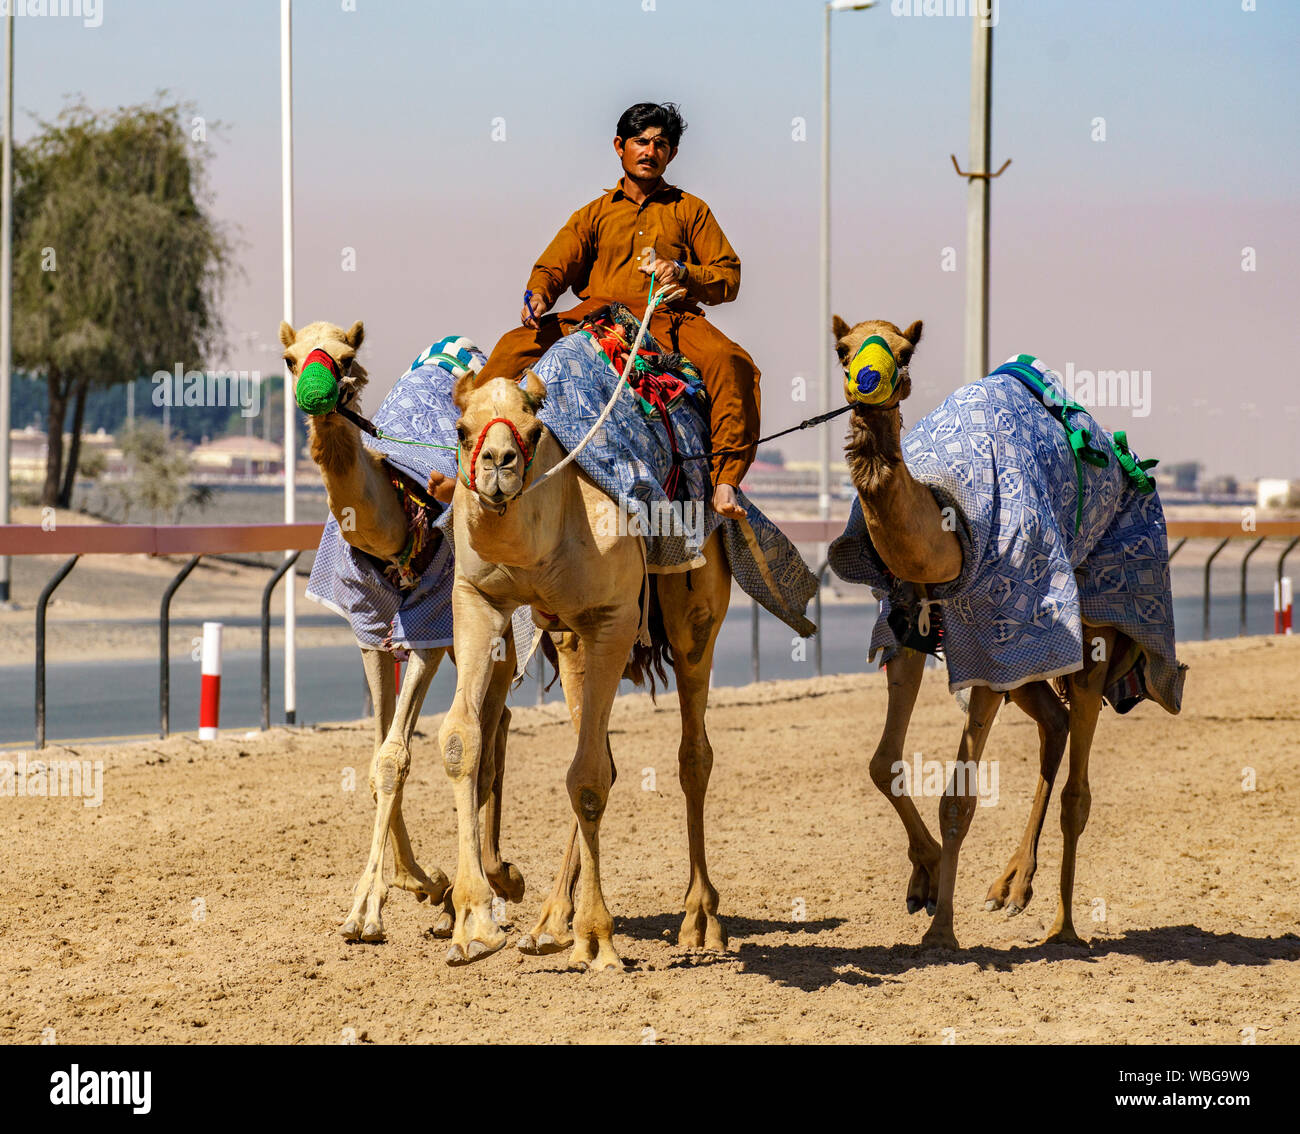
[818, 2, 832, 525]
[0, 10, 14, 606]
[963, 12, 993, 382]
[280, 0, 297, 724]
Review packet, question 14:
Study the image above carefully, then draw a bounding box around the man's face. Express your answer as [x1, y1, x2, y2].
[614, 126, 677, 182]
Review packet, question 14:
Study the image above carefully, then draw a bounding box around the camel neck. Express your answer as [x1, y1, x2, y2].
[309, 412, 406, 559]
[846, 405, 906, 496]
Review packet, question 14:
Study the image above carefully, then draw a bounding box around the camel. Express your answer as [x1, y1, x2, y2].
[277, 319, 523, 946]
[436, 369, 732, 969]
[834, 314, 1137, 950]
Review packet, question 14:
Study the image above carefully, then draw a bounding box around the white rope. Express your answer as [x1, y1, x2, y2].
[516, 284, 676, 499]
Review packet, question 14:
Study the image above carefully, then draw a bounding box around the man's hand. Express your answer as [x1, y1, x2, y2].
[521, 290, 550, 328]
[712, 483, 745, 520]
[427, 470, 457, 505]
[639, 256, 686, 289]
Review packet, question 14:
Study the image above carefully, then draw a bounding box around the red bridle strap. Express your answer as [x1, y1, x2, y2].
[463, 417, 534, 492]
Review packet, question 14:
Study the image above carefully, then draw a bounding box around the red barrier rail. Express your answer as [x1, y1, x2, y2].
[0, 522, 325, 556]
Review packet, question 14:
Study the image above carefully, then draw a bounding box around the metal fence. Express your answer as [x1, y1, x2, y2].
[4, 517, 1299, 747]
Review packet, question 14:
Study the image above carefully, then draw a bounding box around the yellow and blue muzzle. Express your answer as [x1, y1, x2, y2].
[843, 335, 900, 407]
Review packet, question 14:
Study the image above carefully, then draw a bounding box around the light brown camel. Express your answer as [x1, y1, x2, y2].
[436, 371, 732, 969]
[278, 319, 523, 945]
[834, 314, 1131, 950]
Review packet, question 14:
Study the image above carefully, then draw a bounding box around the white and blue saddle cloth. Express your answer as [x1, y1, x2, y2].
[307, 332, 817, 653]
[828, 356, 1184, 712]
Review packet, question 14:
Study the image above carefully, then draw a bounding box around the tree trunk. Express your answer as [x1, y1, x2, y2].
[41, 366, 68, 510]
[57, 374, 91, 508]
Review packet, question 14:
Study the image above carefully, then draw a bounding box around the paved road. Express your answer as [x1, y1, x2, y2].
[0, 593, 1279, 747]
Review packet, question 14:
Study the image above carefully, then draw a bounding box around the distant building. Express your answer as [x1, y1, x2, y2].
[1257, 478, 1299, 510]
[190, 435, 285, 478]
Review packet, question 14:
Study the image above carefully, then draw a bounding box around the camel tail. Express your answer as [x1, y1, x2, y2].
[534, 631, 562, 693]
[623, 580, 673, 701]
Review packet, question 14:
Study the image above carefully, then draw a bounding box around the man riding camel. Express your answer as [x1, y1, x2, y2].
[477, 101, 760, 520]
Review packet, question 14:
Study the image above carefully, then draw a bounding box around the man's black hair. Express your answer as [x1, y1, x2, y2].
[615, 102, 687, 148]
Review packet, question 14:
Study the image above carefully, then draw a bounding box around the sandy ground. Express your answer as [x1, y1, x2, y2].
[1, 633, 1296, 1045]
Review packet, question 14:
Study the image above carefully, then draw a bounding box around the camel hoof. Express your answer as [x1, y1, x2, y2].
[1006, 902, 1024, 917]
[361, 922, 384, 943]
[490, 863, 526, 905]
[340, 918, 362, 941]
[415, 891, 429, 904]
[925, 900, 937, 917]
[1042, 930, 1089, 949]
[906, 898, 924, 915]
[920, 929, 959, 951]
[983, 899, 999, 912]
[518, 932, 567, 956]
[429, 911, 453, 939]
[446, 937, 505, 967]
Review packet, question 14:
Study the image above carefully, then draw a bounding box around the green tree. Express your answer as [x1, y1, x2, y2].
[13, 96, 232, 508]
[116, 422, 212, 524]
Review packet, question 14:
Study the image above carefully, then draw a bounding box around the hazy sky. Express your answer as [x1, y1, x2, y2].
[16, 0, 1300, 479]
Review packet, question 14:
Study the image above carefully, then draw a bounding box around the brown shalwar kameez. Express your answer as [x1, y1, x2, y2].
[480, 179, 760, 488]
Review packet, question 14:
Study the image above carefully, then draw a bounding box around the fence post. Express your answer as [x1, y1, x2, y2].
[159, 555, 202, 739]
[260, 550, 301, 730]
[1203, 539, 1230, 642]
[751, 596, 759, 684]
[814, 558, 830, 677]
[34, 554, 80, 750]
[1239, 537, 1266, 636]
[1278, 537, 1300, 613]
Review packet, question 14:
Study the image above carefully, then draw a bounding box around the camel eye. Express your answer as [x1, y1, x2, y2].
[456, 424, 469, 445]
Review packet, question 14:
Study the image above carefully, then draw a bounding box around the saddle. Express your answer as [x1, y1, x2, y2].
[570, 303, 707, 501]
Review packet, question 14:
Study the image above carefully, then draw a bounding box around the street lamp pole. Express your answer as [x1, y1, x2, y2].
[819, 0, 875, 525]
[281, 0, 297, 724]
[963, 11, 993, 382]
[0, 10, 13, 606]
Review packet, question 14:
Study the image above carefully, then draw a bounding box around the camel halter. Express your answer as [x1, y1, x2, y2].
[459, 417, 536, 492]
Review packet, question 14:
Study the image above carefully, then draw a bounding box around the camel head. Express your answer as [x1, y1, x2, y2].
[278, 319, 369, 414]
[831, 315, 922, 411]
[452, 370, 548, 512]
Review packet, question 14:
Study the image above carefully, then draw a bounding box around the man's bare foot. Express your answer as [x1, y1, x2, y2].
[427, 470, 457, 504]
[712, 483, 746, 520]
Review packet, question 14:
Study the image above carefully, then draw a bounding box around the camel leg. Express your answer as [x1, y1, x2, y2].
[340, 647, 449, 942]
[519, 631, 593, 956]
[658, 533, 731, 950]
[921, 683, 1003, 950]
[566, 612, 641, 972]
[479, 633, 525, 907]
[984, 680, 1069, 916]
[438, 589, 513, 965]
[1044, 625, 1114, 947]
[867, 648, 942, 915]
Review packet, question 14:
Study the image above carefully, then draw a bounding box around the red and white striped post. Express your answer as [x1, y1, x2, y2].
[199, 621, 223, 739]
[1276, 577, 1293, 635]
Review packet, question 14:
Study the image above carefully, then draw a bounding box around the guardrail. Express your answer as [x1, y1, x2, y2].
[1, 523, 323, 747]
[3, 517, 1298, 746]
[793, 520, 1300, 678]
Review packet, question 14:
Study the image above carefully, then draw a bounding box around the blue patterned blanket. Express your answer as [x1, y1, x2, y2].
[307, 333, 817, 655]
[828, 356, 1184, 712]
[532, 330, 817, 635]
